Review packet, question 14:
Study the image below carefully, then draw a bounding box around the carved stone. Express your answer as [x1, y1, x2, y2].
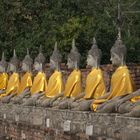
[70, 37, 102, 111]
[0, 52, 8, 72]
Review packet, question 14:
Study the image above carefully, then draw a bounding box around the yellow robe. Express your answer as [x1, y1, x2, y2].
[64, 69, 82, 98]
[84, 68, 106, 99]
[131, 89, 140, 102]
[17, 72, 32, 95]
[30, 72, 47, 95]
[92, 66, 135, 111]
[45, 70, 64, 98]
[0, 73, 8, 90]
[131, 95, 140, 103]
[0, 72, 20, 98]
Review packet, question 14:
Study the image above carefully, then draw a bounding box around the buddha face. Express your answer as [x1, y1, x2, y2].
[87, 55, 96, 67]
[8, 63, 16, 72]
[110, 52, 122, 66]
[67, 58, 74, 69]
[0, 65, 5, 73]
[50, 59, 57, 70]
[34, 62, 42, 71]
[22, 62, 28, 72]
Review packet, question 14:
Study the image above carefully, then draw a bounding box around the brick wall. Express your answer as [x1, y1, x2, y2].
[46, 63, 140, 90]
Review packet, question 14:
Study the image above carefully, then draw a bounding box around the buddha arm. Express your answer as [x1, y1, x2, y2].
[55, 92, 64, 99]
[22, 88, 30, 94]
[50, 93, 64, 103]
[31, 91, 46, 98]
[37, 92, 45, 97]
[117, 89, 140, 104]
[9, 93, 17, 98]
[4, 92, 17, 99]
[97, 92, 110, 100]
[19, 88, 31, 98]
[74, 92, 85, 101]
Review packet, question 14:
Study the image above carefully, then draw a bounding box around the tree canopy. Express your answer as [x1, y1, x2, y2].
[0, 0, 139, 67]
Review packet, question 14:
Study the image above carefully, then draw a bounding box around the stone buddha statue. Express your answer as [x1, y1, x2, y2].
[0, 49, 20, 103]
[22, 46, 47, 106]
[37, 42, 64, 107]
[113, 89, 140, 117]
[0, 52, 8, 94]
[49, 39, 82, 108]
[65, 38, 106, 111]
[91, 30, 135, 113]
[11, 48, 33, 104]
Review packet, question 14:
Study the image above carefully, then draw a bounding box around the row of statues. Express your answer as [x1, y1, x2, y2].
[0, 31, 140, 118]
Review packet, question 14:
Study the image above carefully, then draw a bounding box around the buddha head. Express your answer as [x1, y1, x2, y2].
[34, 46, 46, 72]
[87, 38, 102, 68]
[22, 48, 33, 72]
[0, 52, 8, 73]
[67, 39, 80, 69]
[110, 30, 127, 66]
[8, 49, 19, 73]
[50, 42, 62, 71]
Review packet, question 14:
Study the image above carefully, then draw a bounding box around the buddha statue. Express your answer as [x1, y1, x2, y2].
[22, 46, 47, 106]
[48, 39, 82, 108]
[11, 49, 33, 104]
[113, 89, 140, 117]
[63, 38, 106, 111]
[0, 49, 20, 103]
[36, 42, 64, 107]
[0, 52, 8, 94]
[91, 30, 135, 113]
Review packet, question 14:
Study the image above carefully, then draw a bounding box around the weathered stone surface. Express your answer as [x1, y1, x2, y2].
[0, 104, 140, 140]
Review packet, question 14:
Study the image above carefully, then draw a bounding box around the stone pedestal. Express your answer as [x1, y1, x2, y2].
[0, 104, 140, 140]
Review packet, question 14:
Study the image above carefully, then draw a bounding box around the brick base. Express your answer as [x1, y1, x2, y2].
[0, 104, 140, 140]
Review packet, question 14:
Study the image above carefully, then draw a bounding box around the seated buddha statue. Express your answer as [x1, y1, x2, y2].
[124, 89, 140, 117]
[0, 52, 8, 94]
[22, 46, 47, 106]
[0, 49, 20, 103]
[36, 42, 64, 107]
[112, 89, 140, 117]
[64, 38, 106, 111]
[48, 39, 82, 108]
[11, 49, 33, 104]
[91, 30, 135, 113]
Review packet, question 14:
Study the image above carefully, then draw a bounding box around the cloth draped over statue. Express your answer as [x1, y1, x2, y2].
[31, 72, 47, 95]
[92, 66, 135, 111]
[17, 72, 32, 95]
[0, 73, 8, 90]
[45, 70, 64, 98]
[0, 72, 20, 98]
[64, 69, 82, 98]
[84, 68, 106, 99]
[131, 96, 140, 103]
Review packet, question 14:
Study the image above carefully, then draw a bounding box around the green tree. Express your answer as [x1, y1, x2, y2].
[0, 0, 139, 66]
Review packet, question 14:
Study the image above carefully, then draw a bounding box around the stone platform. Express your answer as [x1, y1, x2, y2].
[0, 104, 140, 140]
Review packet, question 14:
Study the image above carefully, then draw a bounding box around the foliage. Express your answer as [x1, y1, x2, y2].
[0, 0, 139, 67]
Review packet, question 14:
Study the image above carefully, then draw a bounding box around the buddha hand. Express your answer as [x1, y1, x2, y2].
[115, 100, 126, 112]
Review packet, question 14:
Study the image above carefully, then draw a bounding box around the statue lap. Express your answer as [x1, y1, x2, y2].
[71, 99, 93, 111]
